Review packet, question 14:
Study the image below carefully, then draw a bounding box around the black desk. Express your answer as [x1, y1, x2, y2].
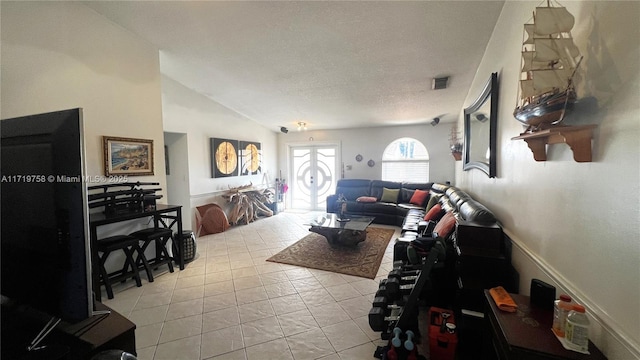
[90, 204, 183, 301]
[483, 290, 607, 360]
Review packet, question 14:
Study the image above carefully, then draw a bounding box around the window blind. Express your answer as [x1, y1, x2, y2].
[382, 160, 429, 182]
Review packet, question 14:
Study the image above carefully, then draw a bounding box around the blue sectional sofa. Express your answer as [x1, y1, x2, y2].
[326, 179, 499, 237]
[326, 179, 433, 226]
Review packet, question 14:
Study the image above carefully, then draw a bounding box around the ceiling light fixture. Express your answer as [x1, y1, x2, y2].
[297, 122, 307, 131]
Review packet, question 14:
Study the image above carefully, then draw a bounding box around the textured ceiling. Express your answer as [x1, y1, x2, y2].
[84, 1, 505, 131]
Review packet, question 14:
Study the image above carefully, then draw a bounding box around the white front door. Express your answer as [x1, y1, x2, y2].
[289, 145, 338, 210]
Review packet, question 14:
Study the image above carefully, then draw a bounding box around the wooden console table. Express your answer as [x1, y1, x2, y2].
[483, 290, 607, 359]
[90, 204, 183, 301]
[511, 125, 597, 162]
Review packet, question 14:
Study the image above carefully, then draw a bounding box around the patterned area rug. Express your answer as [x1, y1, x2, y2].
[266, 227, 395, 279]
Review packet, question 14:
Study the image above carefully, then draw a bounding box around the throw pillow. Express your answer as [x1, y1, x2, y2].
[425, 194, 442, 212]
[409, 189, 430, 207]
[380, 187, 400, 203]
[401, 189, 415, 203]
[424, 203, 445, 222]
[356, 196, 377, 203]
[434, 211, 456, 239]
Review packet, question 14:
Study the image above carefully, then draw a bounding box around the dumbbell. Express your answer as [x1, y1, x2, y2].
[385, 279, 413, 301]
[368, 306, 387, 332]
[383, 328, 402, 360]
[375, 280, 389, 301]
[380, 278, 388, 286]
[368, 303, 402, 332]
[393, 261, 424, 273]
[405, 330, 419, 360]
[372, 295, 389, 309]
[386, 273, 421, 298]
[404, 330, 415, 351]
[387, 268, 420, 281]
[391, 327, 402, 348]
[377, 276, 409, 306]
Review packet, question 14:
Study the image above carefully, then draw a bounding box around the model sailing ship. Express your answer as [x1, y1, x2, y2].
[514, 0, 583, 132]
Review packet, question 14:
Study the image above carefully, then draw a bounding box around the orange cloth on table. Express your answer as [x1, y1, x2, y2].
[489, 286, 518, 312]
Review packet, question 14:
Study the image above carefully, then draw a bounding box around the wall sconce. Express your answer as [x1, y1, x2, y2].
[297, 122, 307, 131]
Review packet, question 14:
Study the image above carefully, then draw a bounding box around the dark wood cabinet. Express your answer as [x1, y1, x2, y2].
[456, 220, 503, 256]
[1, 302, 136, 360]
[483, 290, 607, 360]
[57, 302, 136, 358]
[453, 221, 516, 313]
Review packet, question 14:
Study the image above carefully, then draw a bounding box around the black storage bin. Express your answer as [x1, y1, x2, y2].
[174, 230, 197, 263]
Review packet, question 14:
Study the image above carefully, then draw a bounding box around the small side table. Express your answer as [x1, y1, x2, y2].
[483, 290, 607, 360]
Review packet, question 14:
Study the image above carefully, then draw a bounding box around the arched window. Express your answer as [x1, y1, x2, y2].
[381, 138, 429, 182]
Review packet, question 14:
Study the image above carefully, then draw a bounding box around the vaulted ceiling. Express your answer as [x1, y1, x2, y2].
[84, 1, 505, 131]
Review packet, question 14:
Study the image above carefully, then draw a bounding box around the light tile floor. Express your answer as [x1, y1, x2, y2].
[102, 211, 401, 360]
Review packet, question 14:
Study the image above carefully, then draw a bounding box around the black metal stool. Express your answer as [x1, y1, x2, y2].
[130, 228, 174, 282]
[95, 235, 144, 299]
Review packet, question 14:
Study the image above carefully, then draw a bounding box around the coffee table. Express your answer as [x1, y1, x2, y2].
[306, 213, 375, 246]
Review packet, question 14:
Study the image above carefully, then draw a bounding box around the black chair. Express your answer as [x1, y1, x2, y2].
[129, 228, 174, 282]
[95, 235, 144, 299]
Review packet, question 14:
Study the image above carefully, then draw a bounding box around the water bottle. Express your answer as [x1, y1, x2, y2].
[552, 294, 572, 337]
[565, 304, 590, 352]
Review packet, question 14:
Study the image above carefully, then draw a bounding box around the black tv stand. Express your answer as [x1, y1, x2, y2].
[2, 302, 136, 360]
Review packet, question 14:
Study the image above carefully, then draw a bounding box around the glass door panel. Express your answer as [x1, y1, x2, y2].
[290, 145, 337, 210]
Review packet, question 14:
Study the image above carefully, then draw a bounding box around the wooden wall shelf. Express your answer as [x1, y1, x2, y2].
[511, 125, 597, 162]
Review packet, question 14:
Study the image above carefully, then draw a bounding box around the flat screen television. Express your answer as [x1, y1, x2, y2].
[1, 108, 94, 323]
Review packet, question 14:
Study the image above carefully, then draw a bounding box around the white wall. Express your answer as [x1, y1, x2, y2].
[161, 75, 279, 227]
[164, 132, 192, 229]
[1, 1, 173, 276]
[1, 2, 280, 232]
[277, 124, 455, 185]
[457, 2, 640, 359]
[1, 2, 166, 198]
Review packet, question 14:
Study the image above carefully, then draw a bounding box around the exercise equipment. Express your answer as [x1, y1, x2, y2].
[369, 240, 445, 338]
[428, 307, 458, 360]
[391, 327, 402, 348]
[404, 330, 415, 351]
[373, 327, 425, 360]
